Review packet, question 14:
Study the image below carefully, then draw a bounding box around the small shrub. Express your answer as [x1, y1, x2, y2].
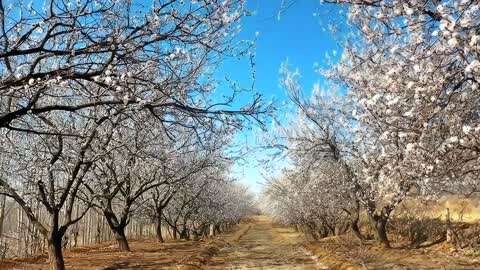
[389, 217, 445, 248]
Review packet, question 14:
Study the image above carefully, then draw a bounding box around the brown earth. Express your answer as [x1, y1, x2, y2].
[2, 216, 480, 269]
[0, 239, 207, 270]
[204, 215, 324, 269]
[0, 216, 322, 270]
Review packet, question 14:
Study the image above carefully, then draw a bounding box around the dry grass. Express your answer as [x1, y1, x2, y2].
[299, 197, 480, 269]
[398, 196, 480, 223]
[304, 233, 480, 270]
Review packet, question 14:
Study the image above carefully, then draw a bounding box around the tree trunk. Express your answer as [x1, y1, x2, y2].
[351, 220, 364, 241]
[155, 215, 164, 242]
[324, 222, 335, 236]
[0, 195, 5, 259]
[172, 226, 178, 240]
[113, 227, 130, 251]
[318, 227, 328, 238]
[309, 229, 319, 240]
[349, 203, 365, 241]
[348, 207, 365, 241]
[103, 209, 130, 251]
[209, 224, 215, 237]
[0, 195, 5, 239]
[369, 214, 390, 248]
[192, 229, 199, 241]
[72, 231, 78, 248]
[179, 225, 189, 240]
[48, 234, 65, 270]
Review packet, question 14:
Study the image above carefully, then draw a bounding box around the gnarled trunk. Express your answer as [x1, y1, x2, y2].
[113, 227, 130, 251]
[171, 225, 178, 240]
[305, 222, 320, 240]
[154, 205, 165, 242]
[103, 209, 130, 251]
[351, 220, 364, 241]
[48, 232, 65, 270]
[369, 213, 390, 248]
[214, 224, 221, 235]
[155, 215, 164, 243]
[179, 224, 189, 240]
[348, 201, 365, 241]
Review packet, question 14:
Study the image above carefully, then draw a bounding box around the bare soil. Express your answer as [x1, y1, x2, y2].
[204, 216, 324, 269]
[0, 239, 206, 270]
[2, 216, 480, 270]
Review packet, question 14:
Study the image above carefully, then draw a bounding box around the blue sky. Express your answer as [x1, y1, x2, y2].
[19, 0, 343, 193]
[224, 1, 345, 193]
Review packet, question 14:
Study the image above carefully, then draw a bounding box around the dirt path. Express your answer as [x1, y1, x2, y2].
[4, 216, 480, 270]
[204, 216, 326, 269]
[0, 216, 323, 270]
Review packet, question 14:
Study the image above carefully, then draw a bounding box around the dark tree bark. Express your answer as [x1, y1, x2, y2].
[351, 220, 364, 241]
[368, 213, 390, 248]
[365, 183, 412, 248]
[155, 213, 164, 243]
[0, 195, 5, 244]
[103, 208, 131, 251]
[343, 200, 365, 241]
[152, 192, 173, 243]
[113, 227, 130, 251]
[47, 221, 66, 270]
[48, 236, 65, 270]
[179, 224, 189, 240]
[172, 225, 178, 240]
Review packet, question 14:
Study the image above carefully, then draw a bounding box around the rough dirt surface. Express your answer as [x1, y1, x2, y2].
[307, 234, 480, 270]
[0, 216, 323, 270]
[0, 239, 207, 270]
[3, 216, 480, 269]
[204, 216, 325, 269]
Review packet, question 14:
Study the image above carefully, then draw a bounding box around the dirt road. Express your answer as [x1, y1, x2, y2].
[5, 216, 479, 269]
[1, 216, 325, 270]
[204, 216, 326, 269]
